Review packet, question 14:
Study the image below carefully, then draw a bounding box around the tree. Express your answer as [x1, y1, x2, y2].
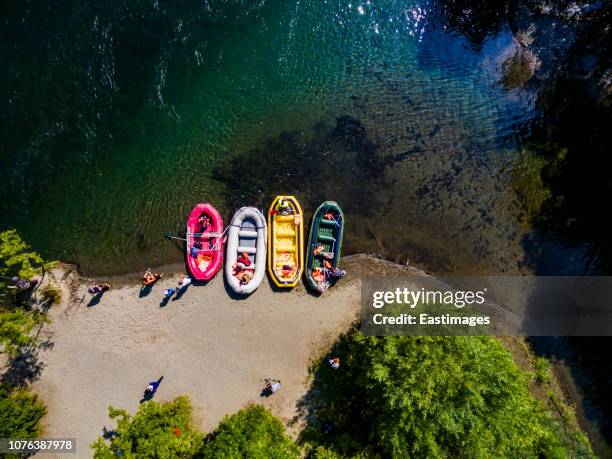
[0, 229, 46, 289]
[0, 229, 53, 354]
[0, 384, 46, 439]
[91, 396, 205, 458]
[203, 404, 299, 459]
[92, 400, 300, 459]
[303, 331, 592, 458]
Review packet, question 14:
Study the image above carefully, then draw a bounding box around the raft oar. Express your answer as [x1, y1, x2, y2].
[209, 226, 230, 251]
[164, 227, 229, 250]
[164, 232, 187, 242]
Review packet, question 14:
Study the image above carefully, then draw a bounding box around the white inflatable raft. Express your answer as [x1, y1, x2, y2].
[225, 206, 267, 294]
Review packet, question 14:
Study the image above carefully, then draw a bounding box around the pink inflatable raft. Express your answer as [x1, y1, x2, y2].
[186, 203, 224, 281]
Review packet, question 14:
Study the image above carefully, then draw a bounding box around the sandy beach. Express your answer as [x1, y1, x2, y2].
[26, 256, 412, 457]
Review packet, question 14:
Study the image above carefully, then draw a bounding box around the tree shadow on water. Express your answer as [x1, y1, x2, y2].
[212, 116, 391, 222]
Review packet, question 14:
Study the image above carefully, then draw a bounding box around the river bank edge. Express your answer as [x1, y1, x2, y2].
[30, 253, 601, 455]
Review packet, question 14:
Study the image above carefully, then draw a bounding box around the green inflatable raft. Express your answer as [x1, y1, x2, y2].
[305, 201, 345, 292]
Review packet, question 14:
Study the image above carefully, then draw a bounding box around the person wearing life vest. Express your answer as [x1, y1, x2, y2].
[278, 198, 291, 215]
[198, 214, 211, 231]
[237, 252, 251, 267]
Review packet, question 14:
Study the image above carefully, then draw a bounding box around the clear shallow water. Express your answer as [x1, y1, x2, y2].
[0, 0, 537, 274]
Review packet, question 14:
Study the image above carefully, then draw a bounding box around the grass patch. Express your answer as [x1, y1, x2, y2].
[40, 285, 62, 305]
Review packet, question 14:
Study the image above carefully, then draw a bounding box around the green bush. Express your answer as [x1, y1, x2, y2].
[0, 309, 41, 354]
[92, 400, 299, 459]
[0, 384, 46, 439]
[0, 229, 48, 290]
[0, 229, 54, 354]
[91, 396, 205, 458]
[203, 404, 299, 459]
[534, 356, 552, 385]
[302, 331, 592, 458]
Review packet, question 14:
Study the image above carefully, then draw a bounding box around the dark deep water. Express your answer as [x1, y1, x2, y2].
[1, 0, 541, 275]
[1, 1, 611, 454]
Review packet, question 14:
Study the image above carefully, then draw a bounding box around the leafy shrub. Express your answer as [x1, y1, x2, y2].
[534, 356, 552, 384]
[0, 309, 41, 354]
[0, 230, 54, 354]
[203, 404, 299, 459]
[0, 384, 46, 438]
[92, 400, 299, 459]
[91, 396, 205, 458]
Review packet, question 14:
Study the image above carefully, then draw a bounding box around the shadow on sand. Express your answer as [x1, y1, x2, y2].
[139, 284, 153, 298]
[1, 347, 48, 387]
[159, 296, 172, 307]
[172, 284, 190, 301]
[87, 292, 107, 307]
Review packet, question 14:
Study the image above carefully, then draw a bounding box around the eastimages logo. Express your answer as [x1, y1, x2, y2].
[361, 277, 612, 336]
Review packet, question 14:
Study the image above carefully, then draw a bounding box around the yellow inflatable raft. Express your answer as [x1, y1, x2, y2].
[267, 195, 304, 287]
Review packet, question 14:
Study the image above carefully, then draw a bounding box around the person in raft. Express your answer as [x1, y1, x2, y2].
[323, 260, 346, 279]
[231, 252, 254, 285]
[277, 198, 292, 216]
[279, 264, 295, 279]
[232, 263, 254, 285]
[312, 261, 346, 293]
[237, 252, 251, 267]
[323, 210, 339, 223]
[143, 268, 163, 286]
[313, 243, 334, 260]
[312, 267, 328, 292]
[198, 214, 210, 231]
[88, 283, 111, 295]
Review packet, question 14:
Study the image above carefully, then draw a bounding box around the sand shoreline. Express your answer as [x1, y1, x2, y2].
[19, 255, 417, 457]
[56, 251, 413, 286]
[3, 254, 593, 458]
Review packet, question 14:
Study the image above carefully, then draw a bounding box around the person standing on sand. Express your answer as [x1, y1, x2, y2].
[147, 380, 160, 394]
[141, 376, 164, 402]
[163, 288, 175, 299]
[177, 276, 192, 290]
